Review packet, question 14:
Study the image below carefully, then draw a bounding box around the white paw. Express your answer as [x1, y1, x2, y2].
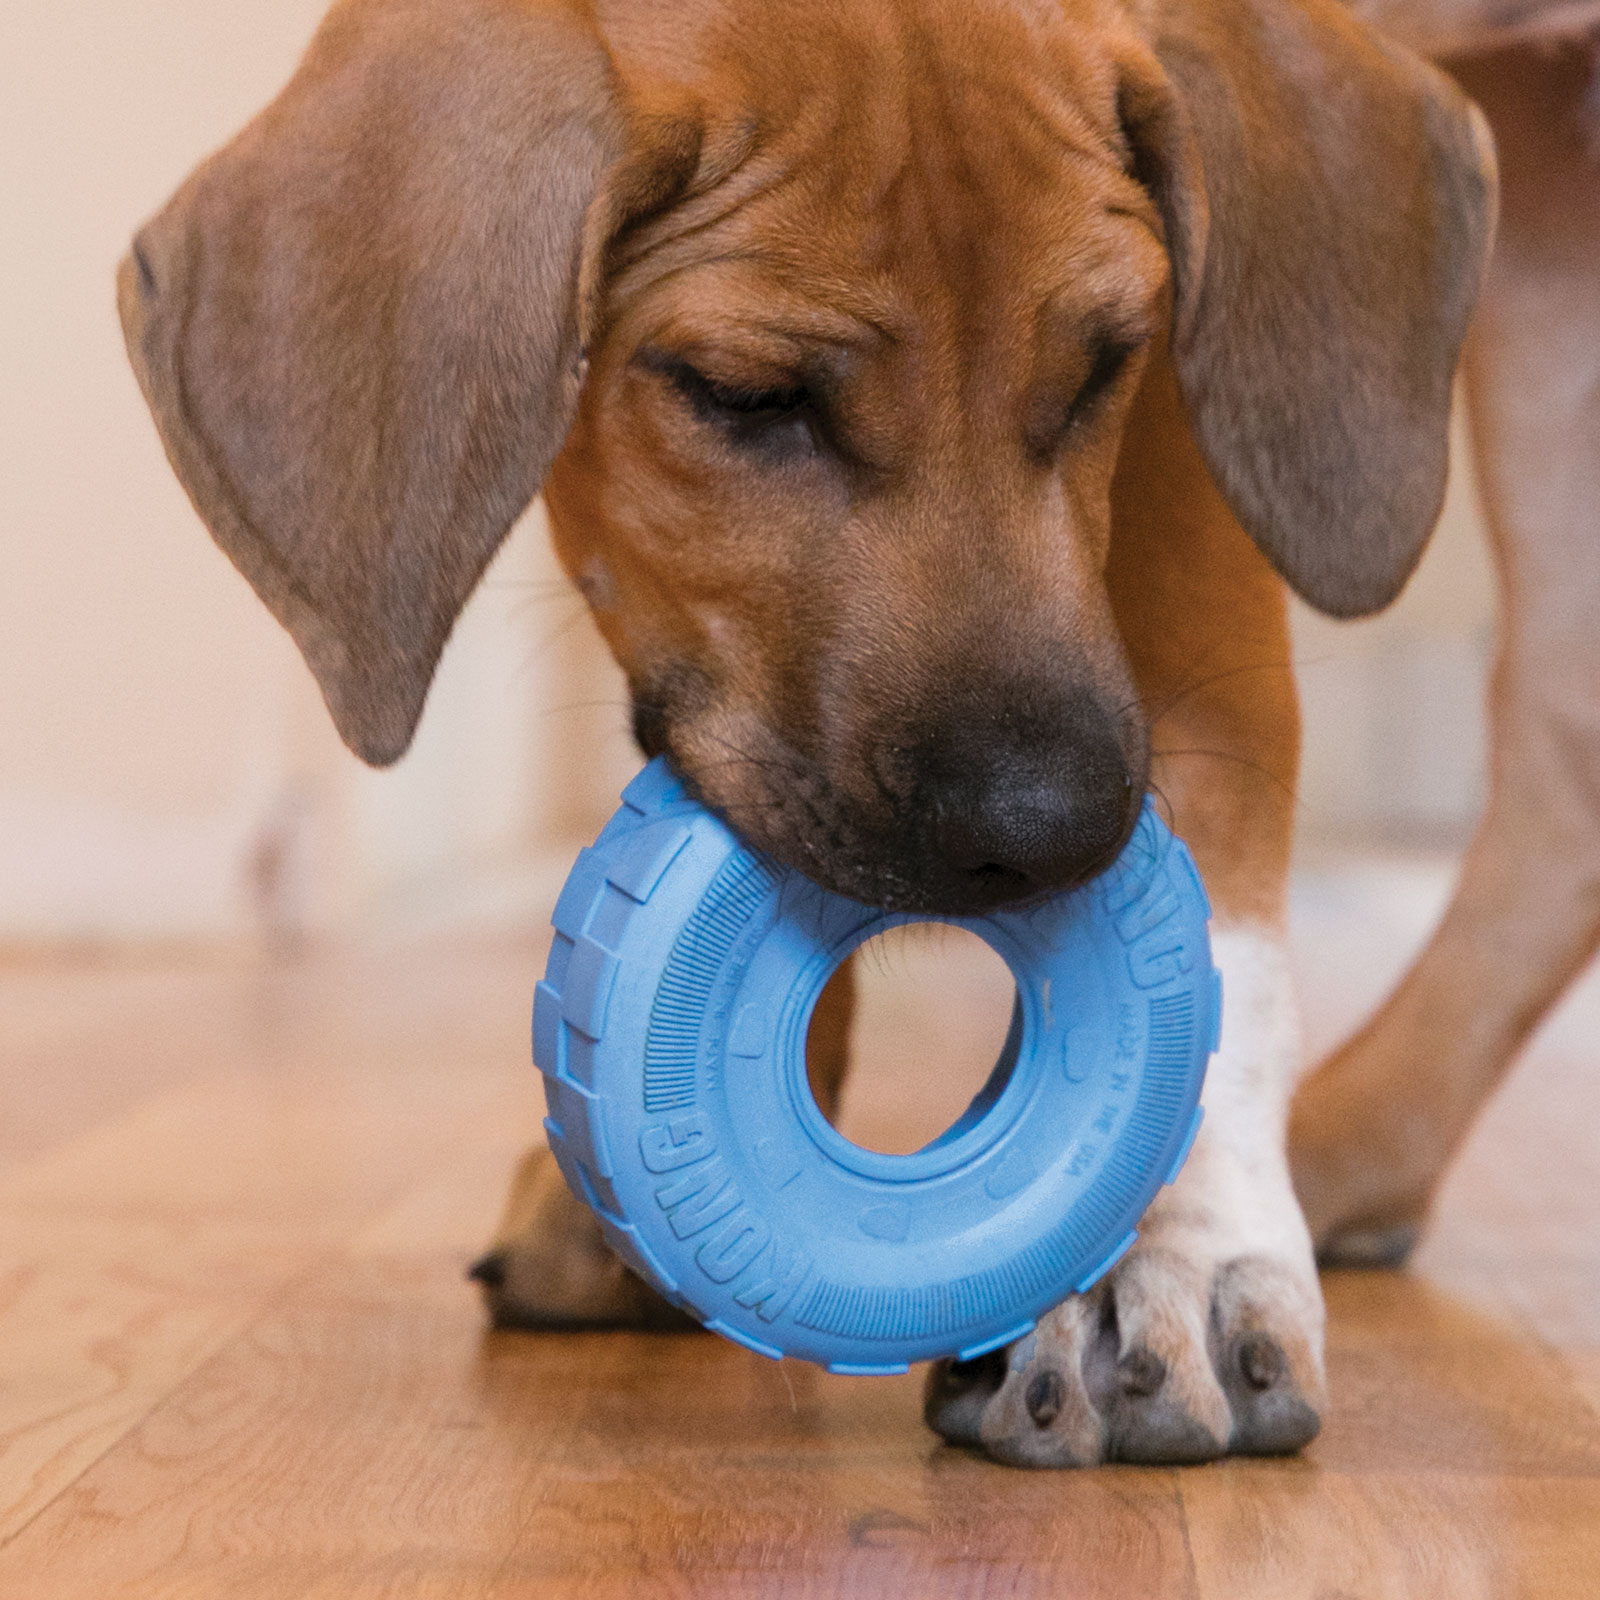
[927, 926, 1326, 1466]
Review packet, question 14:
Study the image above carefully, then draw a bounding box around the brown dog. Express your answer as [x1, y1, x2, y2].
[118, 0, 1495, 1465]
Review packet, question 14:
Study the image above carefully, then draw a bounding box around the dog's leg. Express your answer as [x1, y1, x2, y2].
[469, 1144, 699, 1330]
[473, 951, 858, 1328]
[927, 356, 1325, 1464]
[1291, 42, 1600, 1266]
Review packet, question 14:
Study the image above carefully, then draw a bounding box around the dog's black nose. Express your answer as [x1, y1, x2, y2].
[916, 688, 1137, 910]
[934, 774, 1127, 897]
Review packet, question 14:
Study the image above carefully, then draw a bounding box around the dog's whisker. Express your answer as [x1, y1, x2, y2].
[1149, 746, 1297, 803]
[1140, 658, 1298, 729]
[1143, 781, 1178, 834]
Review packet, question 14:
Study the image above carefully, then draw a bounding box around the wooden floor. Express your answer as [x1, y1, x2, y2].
[3, 856, 1599, 1598]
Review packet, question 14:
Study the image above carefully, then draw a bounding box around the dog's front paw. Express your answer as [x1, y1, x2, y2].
[928, 925, 1326, 1466]
[471, 1147, 697, 1331]
[925, 1241, 1324, 1468]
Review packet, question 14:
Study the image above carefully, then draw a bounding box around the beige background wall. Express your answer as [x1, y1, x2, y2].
[1293, 405, 1495, 846]
[0, 0, 617, 945]
[0, 0, 1495, 949]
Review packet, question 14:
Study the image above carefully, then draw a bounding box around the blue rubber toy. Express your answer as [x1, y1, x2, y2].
[535, 757, 1218, 1374]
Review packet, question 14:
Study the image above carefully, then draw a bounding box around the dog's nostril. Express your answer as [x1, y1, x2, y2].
[892, 682, 1144, 913]
[933, 777, 1129, 902]
[969, 861, 1021, 884]
[915, 687, 1138, 910]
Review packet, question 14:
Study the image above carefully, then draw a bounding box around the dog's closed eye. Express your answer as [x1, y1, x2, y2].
[641, 350, 817, 453]
[1023, 334, 1139, 463]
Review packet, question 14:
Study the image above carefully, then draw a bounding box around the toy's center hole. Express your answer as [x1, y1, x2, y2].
[806, 925, 1019, 1156]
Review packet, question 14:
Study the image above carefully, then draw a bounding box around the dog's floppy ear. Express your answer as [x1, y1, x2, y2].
[1119, 0, 1496, 617]
[118, 0, 632, 764]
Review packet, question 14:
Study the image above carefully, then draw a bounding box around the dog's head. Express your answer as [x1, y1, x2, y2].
[119, 0, 1493, 913]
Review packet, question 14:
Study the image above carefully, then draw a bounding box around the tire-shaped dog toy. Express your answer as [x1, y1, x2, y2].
[536, 757, 1219, 1373]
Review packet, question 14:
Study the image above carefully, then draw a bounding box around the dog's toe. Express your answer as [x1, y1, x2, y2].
[927, 1299, 1109, 1467]
[982, 1303, 1111, 1468]
[926, 1243, 1324, 1468]
[1222, 1330, 1322, 1453]
[1093, 1248, 1231, 1464]
[1211, 1257, 1326, 1454]
[1104, 1351, 1227, 1464]
[923, 1349, 1008, 1447]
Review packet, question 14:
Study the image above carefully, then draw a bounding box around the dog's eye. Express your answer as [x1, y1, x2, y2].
[694, 372, 810, 420]
[1071, 338, 1135, 421]
[1027, 335, 1139, 460]
[645, 353, 814, 444]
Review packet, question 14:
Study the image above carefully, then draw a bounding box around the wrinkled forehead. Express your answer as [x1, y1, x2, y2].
[601, 0, 1158, 344]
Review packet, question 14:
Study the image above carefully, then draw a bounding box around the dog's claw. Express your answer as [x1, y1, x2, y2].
[1117, 1344, 1167, 1397]
[1236, 1330, 1286, 1390]
[926, 1252, 1323, 1468]
[1025, 1368, 1066, 1426]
